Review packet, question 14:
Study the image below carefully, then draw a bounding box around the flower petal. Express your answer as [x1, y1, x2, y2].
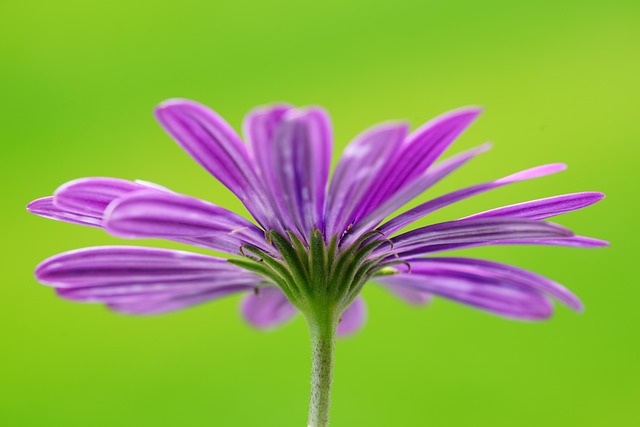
[408, 258, 582, 311]
[243, 105, 295, 233]
[388, 217, 574, 256]
[270, 107, 332, 237]
[398, 235, 609, 257]
[244, 105, 293, 163]
[103, 190, 270, 254]
[381, 282, 433, 305]
[36, 246, 257, 313]
[54, 177, 148, 217]
[155, 99, 276, 230]
[27, 178, 166, 228]
[498, 236, 609, 248]
[376, 163, 566, 237]
[108, 285, 250, 315]
[36, 246, 251, 287]
[356, 107, 482, 226]
[463, 192, 605, 220]
[326, 122, 409, 237]
[349, 142, 492, 237]
[379, 263, 554, 320]
[27, 197, 101, 227]
[241, 286, 298, 330]
[59, 282, 253, 305]
[337, 297, 367, 336]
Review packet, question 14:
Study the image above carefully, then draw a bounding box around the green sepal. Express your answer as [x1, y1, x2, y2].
[330, 232, 388, 296]
[268, 231, 311, 292]
[286, 231, 311, 272]
[227, 258, 298, 301]
[239, 245, 301, 299]
[309, 228, 328, 292]
[325, 235, 338, 276]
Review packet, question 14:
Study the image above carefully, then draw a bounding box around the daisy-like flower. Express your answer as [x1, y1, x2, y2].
[28, 100, 607, 427]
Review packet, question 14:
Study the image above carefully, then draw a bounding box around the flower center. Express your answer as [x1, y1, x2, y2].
[230, 229, 405, 313]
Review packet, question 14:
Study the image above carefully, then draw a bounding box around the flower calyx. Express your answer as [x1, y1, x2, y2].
[230, 228, 405, 314]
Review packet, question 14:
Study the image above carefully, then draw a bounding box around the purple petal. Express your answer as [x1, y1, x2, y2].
[241, 286, 298, 330]
[498, 236, 609, 248]
[54, 177, 148, 217]
[356, 107, 482, 225]
[36, 246, 257, 312]
[337, 297, 367, 336]
[376, 163, 566, 237]
[381, 282, 433, 305]
[27, 178, 168, 229]
[58, 282, 254, 304]
[103, 190, 270, 254]
[408, 258, 582, 311]
[463, 192, 605, 220]
[326, 122, 409, 237]
[348, 142, 492, 239]
[244, 105, 293, 164]
[154, 99, 277, 230]
[270, 107, 332, 236]
[36, 246, 251, 287]
[27, 197, 101, 227]
[388, 217, 574, 256]
[380, 265, 553, 321]
[108, 285, 251, 315]
[399, 235, 609, 256]
[133, 180, 173, 192]
[243, 105, 295, 233]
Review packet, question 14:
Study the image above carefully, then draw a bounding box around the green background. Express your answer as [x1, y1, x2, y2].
[1, 1, 638, 425]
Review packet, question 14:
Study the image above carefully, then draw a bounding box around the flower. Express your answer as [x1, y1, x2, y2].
[28, 99, 608, 426]
[28, 99, 607, 334]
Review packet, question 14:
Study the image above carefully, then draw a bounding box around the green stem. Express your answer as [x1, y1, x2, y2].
[306, 307, 338, 427]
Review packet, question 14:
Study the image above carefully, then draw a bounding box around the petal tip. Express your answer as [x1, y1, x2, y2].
[154, 99, 206, 123]
[26, 197, 60, 219]
[554, 162, 568, 172]
[26, 197, 46, 213]
[155, 98, 193, 111]
[442, 105, 484, 124]
[462, 105, 484, 115]
[101, 195, 134, 238]
[547, 222, 576, 238]
[498, 163, 567, 184]
[34, 259, 55, 285]
[477, 141, 493, 153]
[579, 236, 610, 247]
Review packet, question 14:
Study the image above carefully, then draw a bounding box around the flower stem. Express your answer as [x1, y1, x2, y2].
[306, 307, 338, 427]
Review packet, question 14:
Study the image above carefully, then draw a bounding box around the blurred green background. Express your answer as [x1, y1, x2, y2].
[1, 0, 638, 425]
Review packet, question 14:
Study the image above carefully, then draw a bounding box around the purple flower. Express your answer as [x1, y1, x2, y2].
[28, 99, 607, 426]
[28, 99, 606, 328]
